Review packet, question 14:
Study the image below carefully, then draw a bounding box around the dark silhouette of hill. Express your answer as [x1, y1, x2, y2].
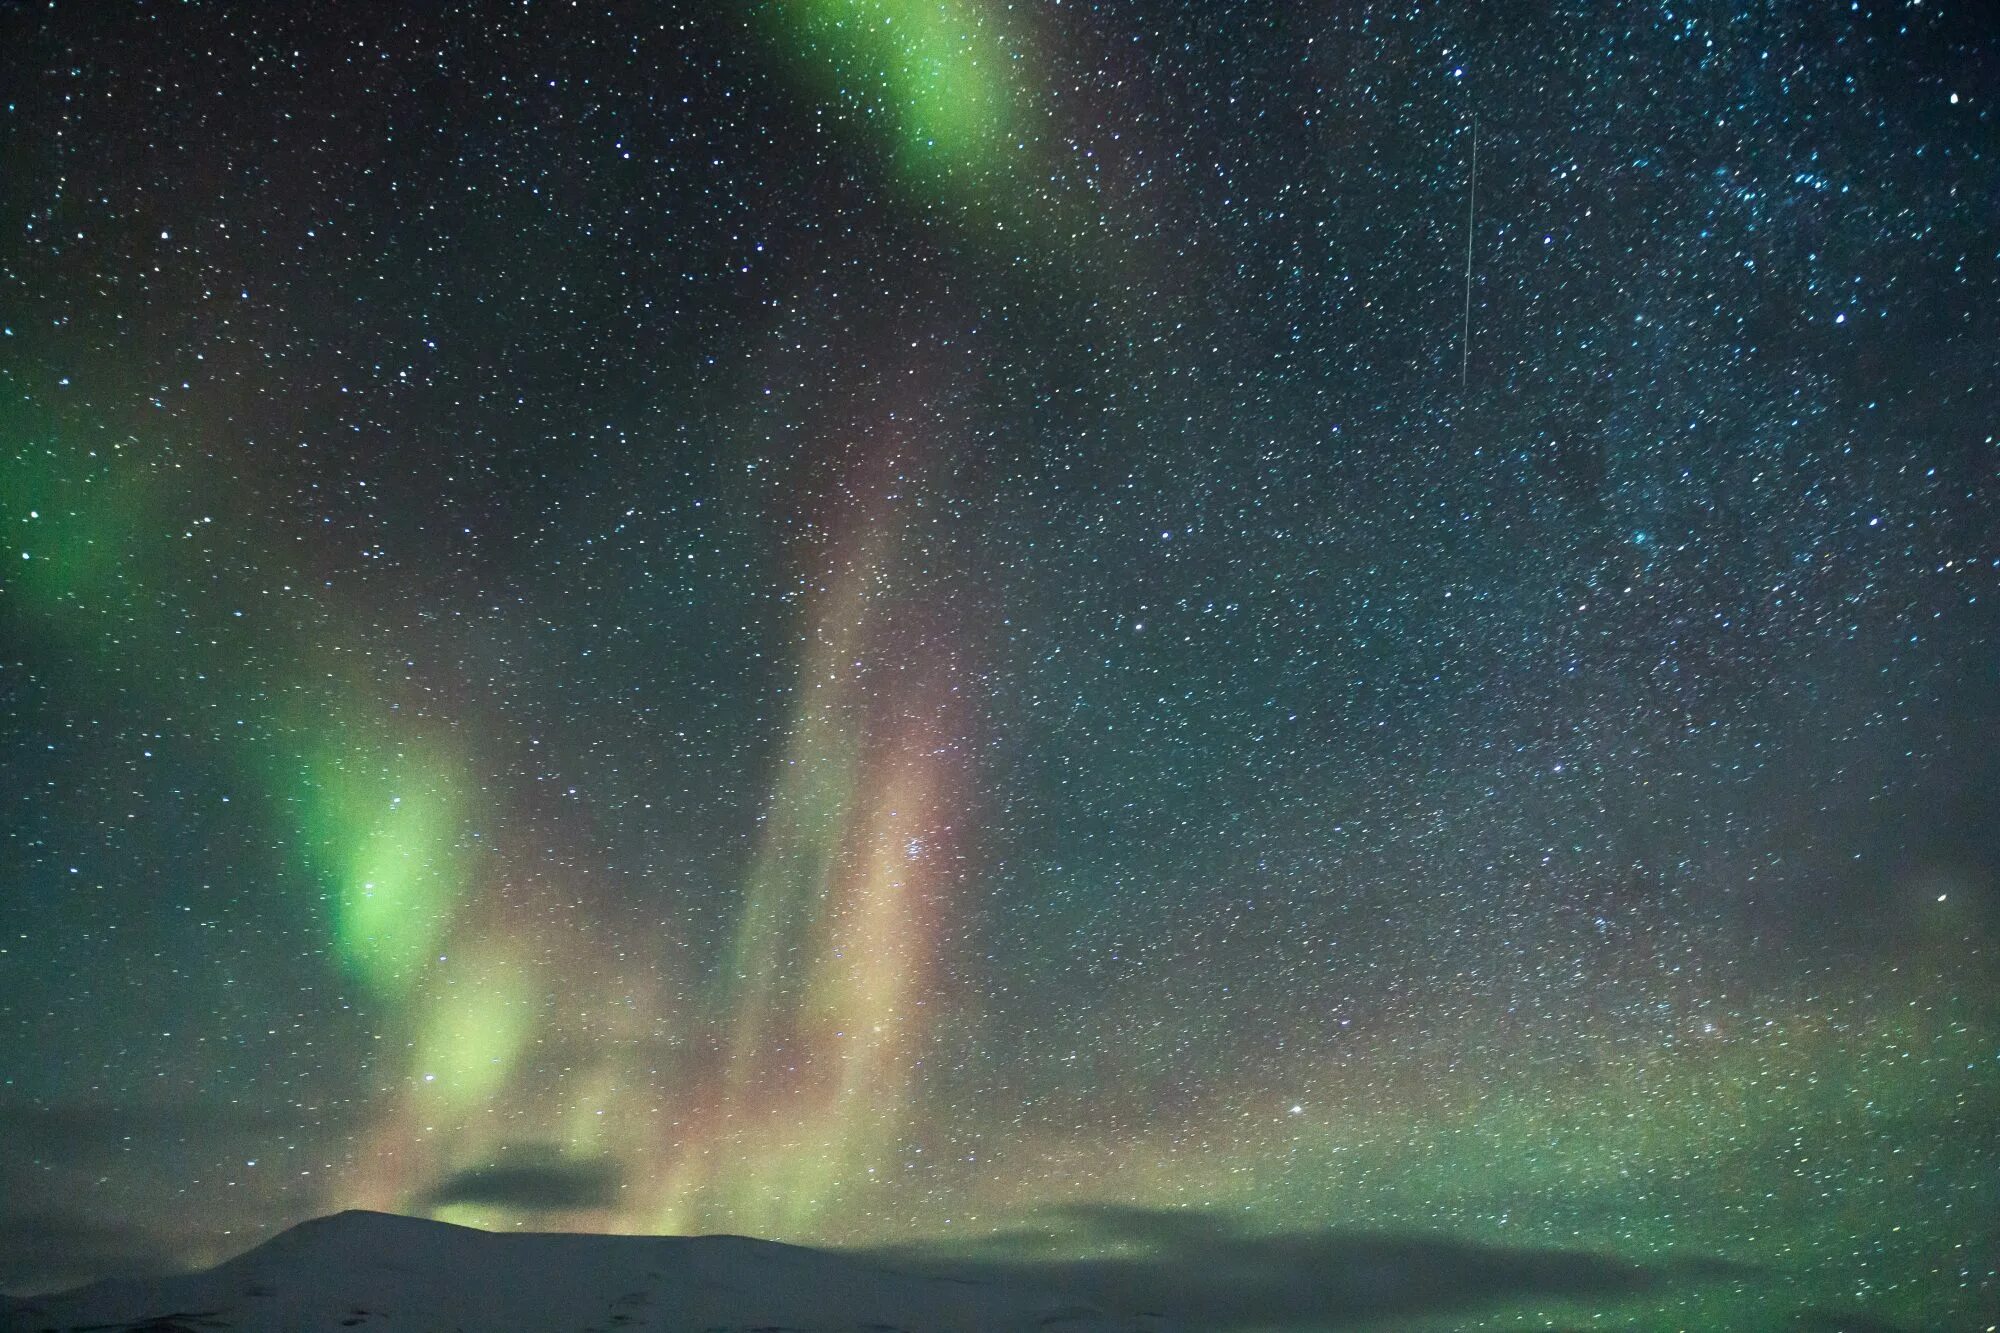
[0, 1206, 1759, 1332]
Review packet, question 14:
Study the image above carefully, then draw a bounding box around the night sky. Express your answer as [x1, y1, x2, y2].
[2, 2, 1996, 1329]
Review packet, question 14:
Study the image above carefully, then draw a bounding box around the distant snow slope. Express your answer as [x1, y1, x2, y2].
[0, 1210, 1171, 1333]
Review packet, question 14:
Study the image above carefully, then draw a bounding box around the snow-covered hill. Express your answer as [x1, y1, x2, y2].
[0, 1210, 1171, 1333]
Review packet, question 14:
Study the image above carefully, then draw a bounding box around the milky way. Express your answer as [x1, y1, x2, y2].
[2, 4, 1995, 1329]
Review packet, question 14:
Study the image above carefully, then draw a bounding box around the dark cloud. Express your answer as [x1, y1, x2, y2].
[862, 1205, 1753, 1329]
[425, 1152, 622, 1212]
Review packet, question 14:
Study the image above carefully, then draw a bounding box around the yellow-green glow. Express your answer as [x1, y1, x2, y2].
[759, 0, 1023, 191]
[718, 691, 862, 1079]
[291, 724, 469, 999]
[618, 498, 965, 1240]
[409, 951, 536, 1104]
[429, 1202, 505, 1231]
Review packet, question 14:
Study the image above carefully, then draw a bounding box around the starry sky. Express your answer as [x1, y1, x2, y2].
[1, 2, 1995, 1329]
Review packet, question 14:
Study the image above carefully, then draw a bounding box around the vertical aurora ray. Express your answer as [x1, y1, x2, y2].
[643, 395, 976, 1239]
[295, 386, 984, 1245]
[799, 706, 961, 1212]
[715, 563, 872, 1104]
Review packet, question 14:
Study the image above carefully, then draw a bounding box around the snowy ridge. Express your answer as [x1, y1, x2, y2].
[0, 1210, 1171, 1333]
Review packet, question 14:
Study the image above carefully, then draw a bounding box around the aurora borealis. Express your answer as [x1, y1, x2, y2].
[2, 2, 1996, 1329]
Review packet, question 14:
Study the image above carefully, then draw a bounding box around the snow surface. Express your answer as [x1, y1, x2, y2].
[0, 1210, 1173, 1333]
